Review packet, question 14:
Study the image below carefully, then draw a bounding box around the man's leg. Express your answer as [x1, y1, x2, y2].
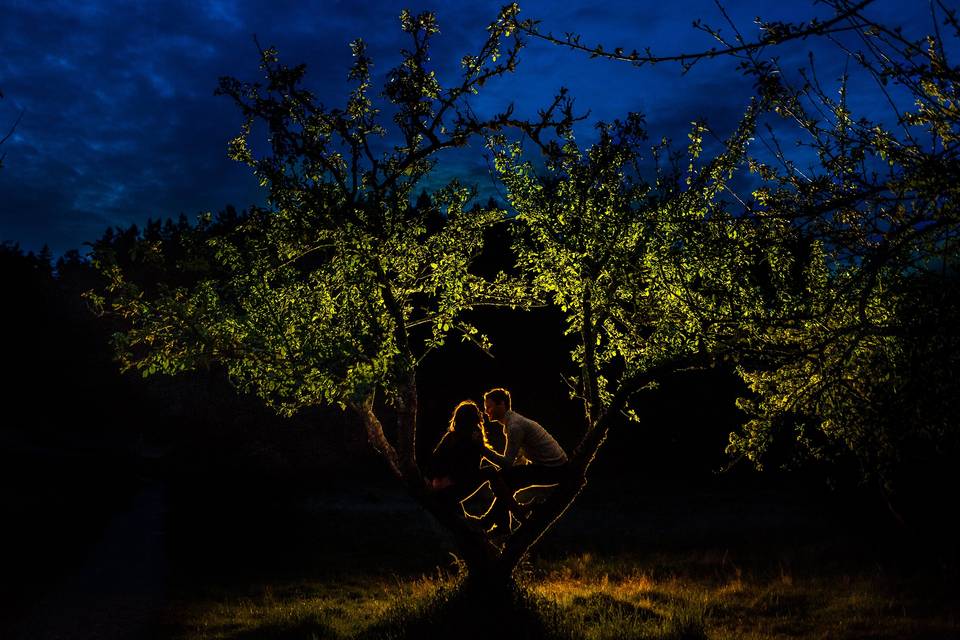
[479, 464, 569, 533]
[501, 463, 569, 514]
[502, 463, 567, 489]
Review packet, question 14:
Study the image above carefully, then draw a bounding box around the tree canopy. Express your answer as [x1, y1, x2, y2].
[92, 1, 960, 585]
[511, 0, 960, 501]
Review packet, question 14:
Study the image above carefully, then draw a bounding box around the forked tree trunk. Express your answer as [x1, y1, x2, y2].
[356, 376, 627, 595]
[447, 412, 617, 591]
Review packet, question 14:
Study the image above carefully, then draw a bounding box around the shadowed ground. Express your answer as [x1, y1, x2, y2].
[13, 482, 169, 639]
[3, 423, 958, 639]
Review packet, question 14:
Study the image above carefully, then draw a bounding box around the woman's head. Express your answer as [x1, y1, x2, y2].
[449, 400, 484, 435]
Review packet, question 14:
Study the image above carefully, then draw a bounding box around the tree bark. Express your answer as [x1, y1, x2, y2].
[352, 396, 402, 480]
[395, 368, 420, 479]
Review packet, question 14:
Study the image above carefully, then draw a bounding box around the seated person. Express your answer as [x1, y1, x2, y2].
[427, 400, 526, 534]
[480, 387, 569, 529]
[427, 400, 490, 501]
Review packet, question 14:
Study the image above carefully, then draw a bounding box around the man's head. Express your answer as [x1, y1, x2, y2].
[483, 387, 511, 423]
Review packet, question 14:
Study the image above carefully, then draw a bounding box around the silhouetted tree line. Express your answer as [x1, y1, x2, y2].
[1, 241, 123, 436]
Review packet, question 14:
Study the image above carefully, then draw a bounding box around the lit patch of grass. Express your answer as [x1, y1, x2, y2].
[358, 574, 564, 640]
[527, 556, 710, 640]
[528, 551, 958, 640]
[168, 575, 442, 639]
[167, 553, 958, 640]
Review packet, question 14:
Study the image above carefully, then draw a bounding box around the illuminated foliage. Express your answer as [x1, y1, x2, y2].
[504, 0, 960, 505]
[491, 108, 758, 422]
[91, 7, 582, 585]
[719, 3, 960, 498]
[90, 1, 960, 590]
[95, 10, 533, 421]
[479, 103, 780, 573]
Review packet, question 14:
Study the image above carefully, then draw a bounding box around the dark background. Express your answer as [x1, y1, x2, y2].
[2, 239, 955, 638]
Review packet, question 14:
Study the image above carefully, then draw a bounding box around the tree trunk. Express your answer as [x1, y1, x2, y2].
[395, 371, 420, 479]
[461, 553, 518, 593]
[352, 396, 402, 480]
[354, 375, 615, 597]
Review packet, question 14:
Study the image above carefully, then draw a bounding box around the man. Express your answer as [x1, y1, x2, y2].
[481, 388, 568, 529]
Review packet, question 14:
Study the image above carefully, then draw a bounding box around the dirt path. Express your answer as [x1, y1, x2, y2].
[14, 481, 169, 640]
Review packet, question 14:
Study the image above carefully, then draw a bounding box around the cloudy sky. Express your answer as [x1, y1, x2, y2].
[0, 0, 938, 255]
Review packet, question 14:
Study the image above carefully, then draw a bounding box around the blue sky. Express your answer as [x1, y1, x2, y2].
[0, 0, 940, 255]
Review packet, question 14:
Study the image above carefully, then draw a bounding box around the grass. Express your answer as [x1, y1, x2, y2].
[161, 546, 958, 640]
[12, 470, 957, 639]
[170, 577, 406, 639]
[150, 478, 960, 639]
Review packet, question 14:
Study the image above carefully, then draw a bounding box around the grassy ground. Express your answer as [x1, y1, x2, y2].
[163, 550, 958, 640]
[155, 479, 958, 640]
[4, 434, 956, 639]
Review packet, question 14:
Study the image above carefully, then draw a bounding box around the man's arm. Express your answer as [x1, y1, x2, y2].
[501, 422, 522, 467]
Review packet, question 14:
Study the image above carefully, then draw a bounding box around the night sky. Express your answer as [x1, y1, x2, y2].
[0, 0, 937, 255]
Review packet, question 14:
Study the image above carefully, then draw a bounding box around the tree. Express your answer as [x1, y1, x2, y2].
[515, 0, 960, 513]
[92, 7, 583, 591]
[92, 1, 960, 603]
[722, 0, 960, 513]
[489, 105, 763, 565]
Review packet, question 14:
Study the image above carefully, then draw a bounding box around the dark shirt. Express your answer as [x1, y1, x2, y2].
[430, 430, 487, 486]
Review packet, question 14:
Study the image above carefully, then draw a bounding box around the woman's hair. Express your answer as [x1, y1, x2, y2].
[449, 400, 483, 435]
[432, 400, 483, 458]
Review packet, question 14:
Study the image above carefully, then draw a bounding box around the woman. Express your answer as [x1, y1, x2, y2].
[428, 400, 489, 496]
[427, 400, 524, 534]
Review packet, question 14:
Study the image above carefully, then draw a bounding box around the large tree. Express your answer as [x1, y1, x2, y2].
[92, 7, 587, 590]
[93, 0, 960, 599]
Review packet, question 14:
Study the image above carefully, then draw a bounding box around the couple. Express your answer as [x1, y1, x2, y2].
[428, 388, 568, 534]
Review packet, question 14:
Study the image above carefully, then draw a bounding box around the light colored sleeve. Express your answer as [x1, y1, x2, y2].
[502, 421, 523, 467]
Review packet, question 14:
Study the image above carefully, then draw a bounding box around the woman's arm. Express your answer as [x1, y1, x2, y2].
[480, 431, 507, 466]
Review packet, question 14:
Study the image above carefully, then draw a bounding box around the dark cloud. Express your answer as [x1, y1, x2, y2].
[0, 0, 936, 254]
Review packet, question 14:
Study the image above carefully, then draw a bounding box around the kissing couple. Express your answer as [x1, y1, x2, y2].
[427, 387, 568, 536]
